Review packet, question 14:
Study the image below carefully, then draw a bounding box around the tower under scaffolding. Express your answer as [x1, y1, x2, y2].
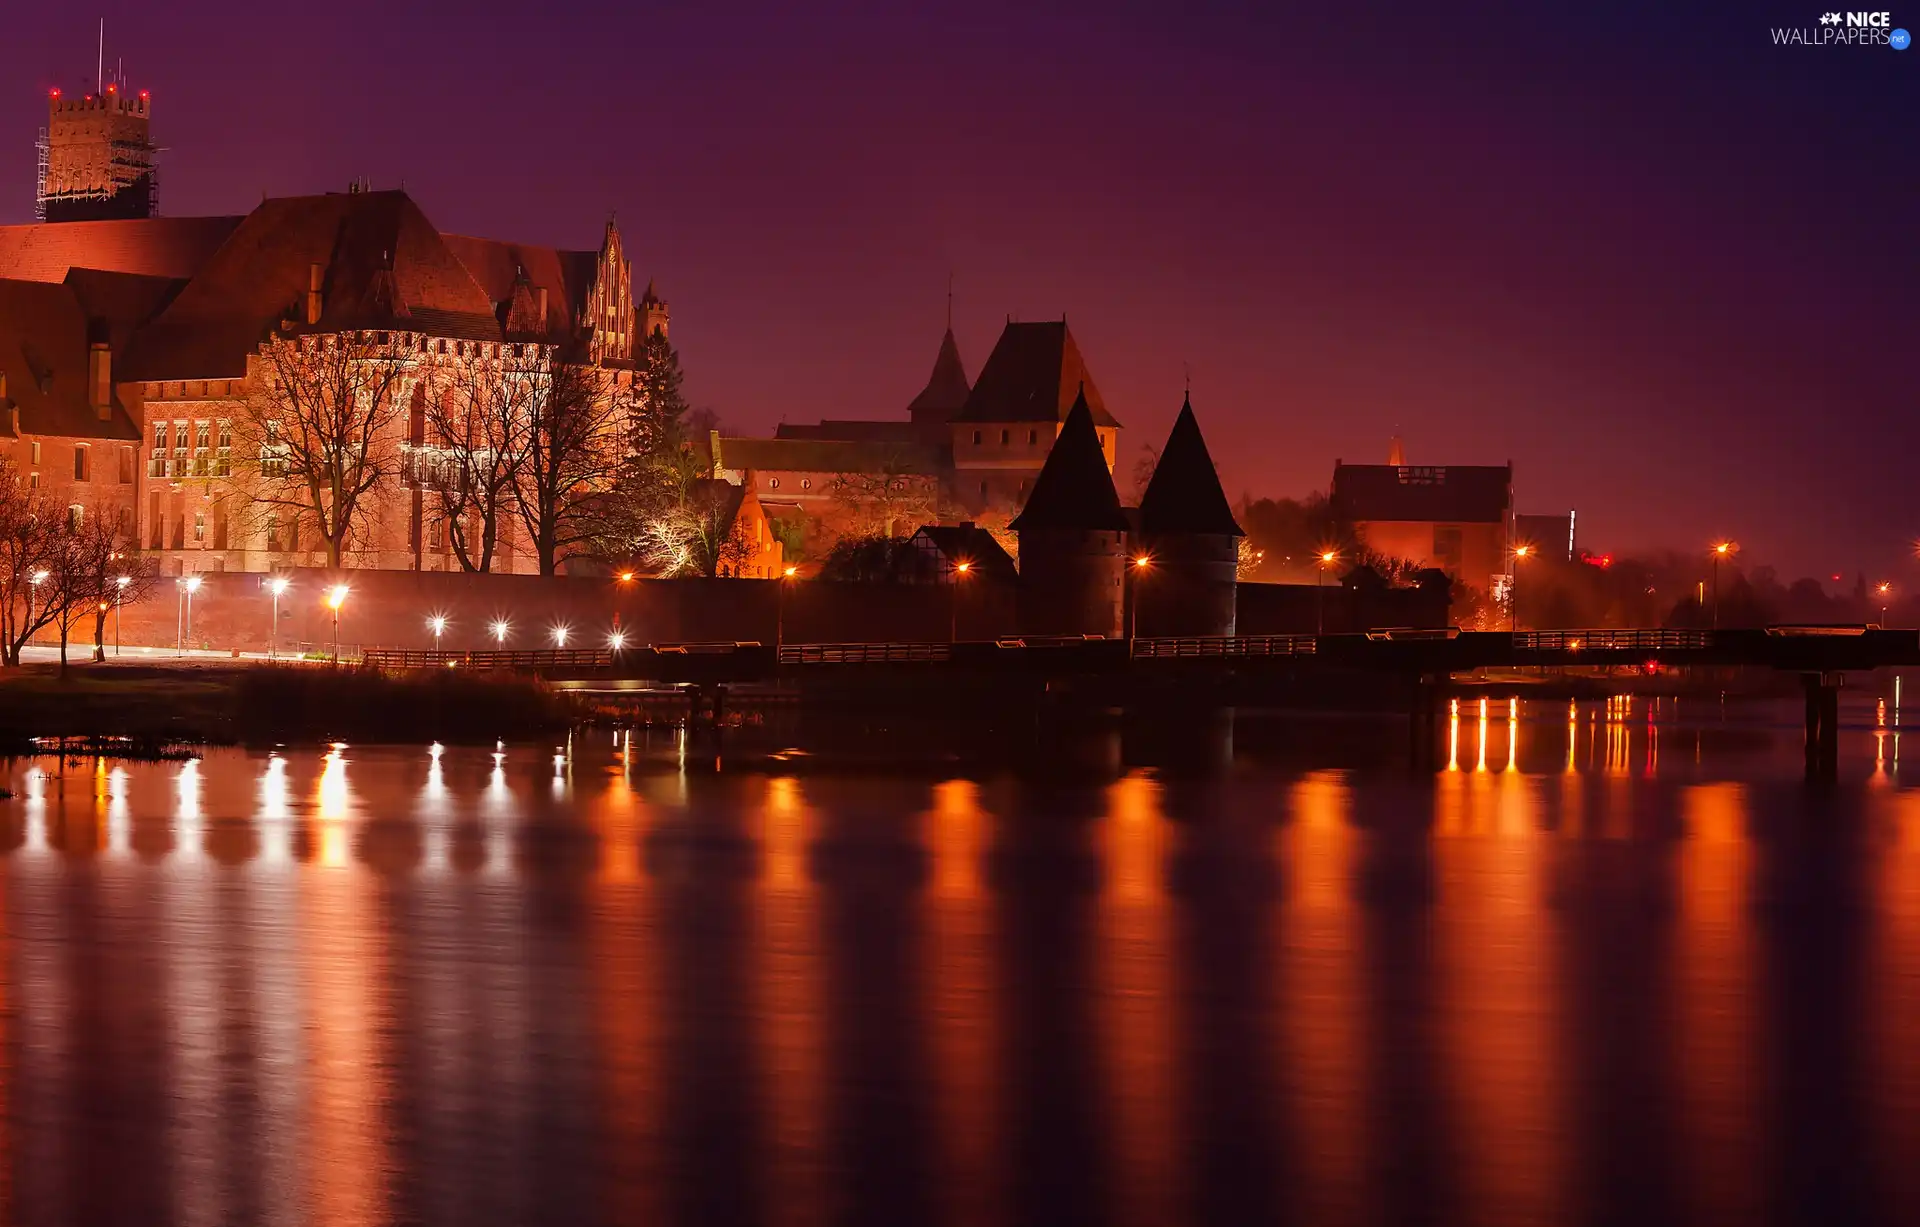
[35, 83, 158, 222]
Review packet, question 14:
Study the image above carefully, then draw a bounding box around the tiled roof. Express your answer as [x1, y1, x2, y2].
[774, 419, 935, 444]
[1138, 396, 1243, 536]
[953, 320, 1119, 427]
[62, 268, 186, 348]
[1331, 462, 1512, 524]
[0, 277, 140, 441]
[1010, 390, 1129, 532]
[124, 190, 504, 379]
[907, 327, 971, 423]
[714, 435, 947, 476]
[0, 216, 241, 283]
[905, 524, 1018, 582]
[441, 233, 598, 338]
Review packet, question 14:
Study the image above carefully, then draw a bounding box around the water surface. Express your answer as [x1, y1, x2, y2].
[3, 694, 1919, 1226]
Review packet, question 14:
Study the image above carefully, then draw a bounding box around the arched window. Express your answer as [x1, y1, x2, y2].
[768, 477, 780, 489]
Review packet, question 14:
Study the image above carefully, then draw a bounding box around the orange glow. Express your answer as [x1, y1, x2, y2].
[617, 571, 635, 583]
[1319, 550, 1337, 564]
[1513, 544, 1533, 559]
[325, 584, 349, 611]
[1133, 555, 1152, 568]
[783, 565, 797, 578]
[954, 560, 972, 574]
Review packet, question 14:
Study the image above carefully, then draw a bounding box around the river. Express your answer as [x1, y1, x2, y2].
[2, 691, 1918, 1225]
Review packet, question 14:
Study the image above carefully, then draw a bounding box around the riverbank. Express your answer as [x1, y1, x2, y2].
[0, 662, 578, 749]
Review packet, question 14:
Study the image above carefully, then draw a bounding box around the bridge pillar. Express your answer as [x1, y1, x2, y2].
[1803, 672, 1842, 780]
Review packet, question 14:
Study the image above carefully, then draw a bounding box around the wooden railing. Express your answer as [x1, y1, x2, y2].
[779, 642, 951, 665]
[361, 647, 614, 671]
[1511, 629, 1712, 652]
[1132, 634, 1319, 659]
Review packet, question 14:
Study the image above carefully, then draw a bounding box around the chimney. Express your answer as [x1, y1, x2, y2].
[536, 286, 549, 331]
[306, 262, 323, 325]
[89, 342, 112, 419]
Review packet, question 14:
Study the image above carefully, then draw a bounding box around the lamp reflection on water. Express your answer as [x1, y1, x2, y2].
[259, 753, 292, 864]
[317, 744, 351, 868]
[175, 758, 203, 862]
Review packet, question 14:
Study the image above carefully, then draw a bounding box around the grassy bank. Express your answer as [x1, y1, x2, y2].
[0, 663, 578, 748]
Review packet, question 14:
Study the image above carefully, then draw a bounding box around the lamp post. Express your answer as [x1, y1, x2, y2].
[1127, 555, 1150, 646]
[1510, 545, 1532, 632]
[326, 585, 349, 664]
[776, 565, 798, 652]
[430, 615, 447, 654]
[492, 619, 510, 648]
[1879, 582, 1893, 628]
[1710, 542, 1733, 628]
[552, 626, 570, 648]
[949, 560, 972, 643]
[177, 575, 203, 655]
[268, 577, 290, 661]
[114, 575, 130, 656]
[1316, 550, 1338, 635]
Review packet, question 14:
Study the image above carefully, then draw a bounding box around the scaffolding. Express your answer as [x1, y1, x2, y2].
[34, 128, 158, 222]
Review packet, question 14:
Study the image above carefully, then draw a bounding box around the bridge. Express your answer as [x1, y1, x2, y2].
[362, 626, 1920, 777]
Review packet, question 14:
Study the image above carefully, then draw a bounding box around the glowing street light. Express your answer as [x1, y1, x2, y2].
[267, 576, 291, 661]
[491, 619, 510, 646]
[608, 630, 628, 652]
[551, 625, 570, 647]
[1879, 581, 1894, 628]
[1510, 545, 1534, 632]
[113, 574, 131, 656]
[1126, 555, 1151, 645]
[430, 615, 447, 649]
[1709, 541, 1736, 628]
[950, 559, 975, 643]
[776, 565, 801, 652]
[618, 571, 636, 584]
[326, 584, 349, 664]
[177, 574, 204, 655]
[1316, 549, 1340, 635]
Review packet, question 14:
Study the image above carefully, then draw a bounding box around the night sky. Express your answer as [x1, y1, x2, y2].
[3, 2, 1910, 579]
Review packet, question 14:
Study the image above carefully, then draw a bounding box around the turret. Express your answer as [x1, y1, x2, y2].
[1134, 395, 1244, 637]
[907, 327, 970, 425]
[1011, 388, 1129, 637]
[640, 279, 670, 340]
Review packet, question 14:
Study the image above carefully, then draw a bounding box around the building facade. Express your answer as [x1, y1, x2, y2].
[1330, 456, 1514, 593]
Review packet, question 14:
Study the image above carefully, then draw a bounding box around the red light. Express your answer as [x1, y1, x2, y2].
[106, 83, 116, 92]
[139, 90, 149, 99]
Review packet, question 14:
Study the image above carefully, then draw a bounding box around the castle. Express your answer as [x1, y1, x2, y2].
[1, 80, 687, 577]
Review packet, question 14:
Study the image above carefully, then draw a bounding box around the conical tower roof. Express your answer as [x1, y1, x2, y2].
[907, 326, 971, 423]
[1139, 395, 1244, 536]
[1011, 388, 1129, 532]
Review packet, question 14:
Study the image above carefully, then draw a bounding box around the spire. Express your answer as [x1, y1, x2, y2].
[1139, 394, 1243, 536]
[641, 278, 661, 305]
[907, 325, 971, 423]
[1011, 387, 1128, 532]
[1388, 432, 1405, 466]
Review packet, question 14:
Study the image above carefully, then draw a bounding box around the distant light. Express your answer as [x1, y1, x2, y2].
[1134, 556, 1151, 568]
[608, 630, 627, 651]
[138, 90, 149, 99]
[954, 560, 971, 574]
[115, 575, 131, 589]
[618, 571, 635, 583]
[1514, 545, 1532, 559]
[106, 83, 115, 93]
[29, 570, 48, 584]
[325, 584, 349, 611]
[430, 615, 447, 635]
[185, 575, 204, 592]
[1320, 550, 1337, 564]
[1879, 583, 1893, 595]
[49, 88, 60, 99]
[551, 626, 570, 646]
[783, 566, 797, 578]
[491, 620, 510, 643]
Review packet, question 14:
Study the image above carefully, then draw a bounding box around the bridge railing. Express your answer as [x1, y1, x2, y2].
[362, 647, 615, 671]
[1132, 634, 1319, 659]
[1511, 629, 1712, 653]
[779, 642, 953, 665]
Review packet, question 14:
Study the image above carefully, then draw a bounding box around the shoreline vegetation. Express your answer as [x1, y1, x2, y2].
[0, 663, 578, 752]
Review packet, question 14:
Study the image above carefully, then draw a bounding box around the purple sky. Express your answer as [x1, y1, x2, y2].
[4, 1, 1911, 580]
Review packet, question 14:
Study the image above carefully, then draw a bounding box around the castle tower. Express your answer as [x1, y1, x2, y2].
[640, 279, 670, 340]
[1011, 387, 1130, 637]
[37, 84, 157, 222]
[907, 326, 970, 425]
[1135, 395, 1245, 637]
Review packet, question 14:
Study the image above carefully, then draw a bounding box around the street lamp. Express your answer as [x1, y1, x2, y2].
[776, 565, 799, 652]
[1127, 555, 1150, 645]
[177, 574, 203, 655]
[430, 615, 447, 651]
[114, 575, 130, 656]
[950, 559, 973, 643]
[1710, 542, 1734, 628]
[1316, 549, 1339, 635]
[326, 584, 349, 664]
[268, 577, 290, 661]
[1510, 545, 1533, 632]
[1879, 581, 1893, 628]
[608, 630, 628, 652]
[492, 619, 510, 647]
[551, 625, 570, 647]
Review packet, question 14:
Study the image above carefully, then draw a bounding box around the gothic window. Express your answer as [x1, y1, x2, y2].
[214, 420, 232, 476]
[193, 511, 207, 543]
[29, 441, 40, 465]
[73, 445, 89, 481]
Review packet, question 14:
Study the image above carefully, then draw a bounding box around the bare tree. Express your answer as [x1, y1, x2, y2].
[421, 350, 536, 572]
[634, 479, 754, 578]
[510, 354, 621, 575]
[0, 458, 62, 666]
[826, 449, 939, 539]
[52, 504, 161, 670]
[237, 331, 411, 567]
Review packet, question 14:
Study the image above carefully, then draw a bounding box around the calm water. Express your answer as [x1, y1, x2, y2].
[3, 694, 1920, 1226]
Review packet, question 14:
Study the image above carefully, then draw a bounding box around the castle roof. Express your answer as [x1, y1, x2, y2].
[1010, 389, 1129, 532]
[713, 435, 947, 477]
[125, 190, 503, 379]
[441, 233, 599, 340]
[0, 277, 141, 442]
[907, 327, 971, 423]
[1139, 396, 1243, 537]
[953, 320, 1119, 427]
[0, 215, 241, 284]
[1330, 461, 1512, 524]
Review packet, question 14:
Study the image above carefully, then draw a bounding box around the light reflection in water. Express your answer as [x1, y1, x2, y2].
[259, 753, 292, 865]
[175, 758, 203, 862]
[1674, 783, 1762, 1224]
[758, 775, 825, 1222]
[317, 745, 351, 868]
[105, 762, 129, 857]
[924, 779, 1000, 1224]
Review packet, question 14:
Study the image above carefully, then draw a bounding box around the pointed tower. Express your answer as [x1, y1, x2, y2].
[907, 327, 970, 425]
[1011, 388, 1130, 637]
[1136, 395, 1245, 637]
